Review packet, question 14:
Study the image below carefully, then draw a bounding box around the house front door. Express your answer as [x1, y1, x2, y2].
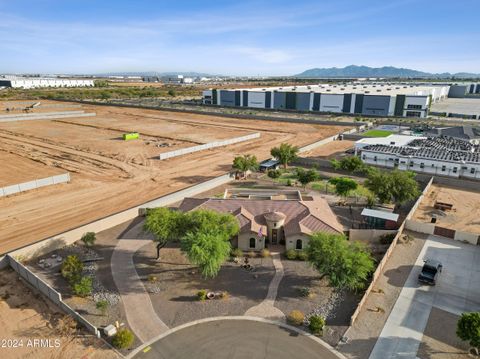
[271, 229, 278, 245]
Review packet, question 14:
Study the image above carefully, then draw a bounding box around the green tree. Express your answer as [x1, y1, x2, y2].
[365, 169, 420, 204]
[296, 168, 319, 189]
[457, 312, 480, 353]
[61, 255, 84, 284]
[232, 154, 258, 179]
[331, 156, 365, 173]
[72, 276, 93, 297]
[306, 232, 374, 290]
[271, 143, 299, 169]
[112, 328, 135, 349]
[144, 208, 185, 260]
[267, 169, 281, 179]
[308, 315, 325, 335]
[80, 232, 96, 247]
[329, 177, 358, 198]
[181, 230, 232, 278]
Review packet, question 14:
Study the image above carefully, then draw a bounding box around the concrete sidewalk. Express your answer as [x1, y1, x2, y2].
[111, 238, 169, 343]
[244, 253, 285, 320]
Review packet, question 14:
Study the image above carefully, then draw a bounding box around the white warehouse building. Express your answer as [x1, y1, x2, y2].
[0, 77, 94, 89]
[203, 83, 450, 118]
[359, 136, 480, 180]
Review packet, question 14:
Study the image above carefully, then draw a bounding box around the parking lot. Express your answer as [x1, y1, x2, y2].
[369, 235, 480, 359]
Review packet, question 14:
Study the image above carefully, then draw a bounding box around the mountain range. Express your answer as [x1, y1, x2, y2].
[294, 65, 480, 79]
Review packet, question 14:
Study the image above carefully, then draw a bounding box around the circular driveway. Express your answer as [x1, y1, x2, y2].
[132, 318, 344, 359]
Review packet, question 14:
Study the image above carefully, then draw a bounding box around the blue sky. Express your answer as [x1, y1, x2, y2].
[0, 0, 479, 75]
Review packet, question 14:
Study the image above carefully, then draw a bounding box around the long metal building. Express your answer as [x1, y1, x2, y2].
[203, 83, 450, 118]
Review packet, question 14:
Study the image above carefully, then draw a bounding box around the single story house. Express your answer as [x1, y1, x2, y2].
[178, 194, 344, 251]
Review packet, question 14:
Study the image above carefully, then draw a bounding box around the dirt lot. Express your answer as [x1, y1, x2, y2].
[0, 152, 64, 187]
[301, 140, 355, 159]
[0, 268, 118, 359]
[0, 100, 349, 254]
[412, 184, 480, 233]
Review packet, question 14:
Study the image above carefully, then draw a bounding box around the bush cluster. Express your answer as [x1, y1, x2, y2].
[267, 169, 281, 179]
[285, 249, 308, 261]
[112, 328, 135, 349]
[308, 315, 325, 335]
[287, 310, 305, 326]
[260, 249, 270, 258]
[61, 255, 92, 297]
[197, 290, 207, 301]
[231, 248, 243, 258]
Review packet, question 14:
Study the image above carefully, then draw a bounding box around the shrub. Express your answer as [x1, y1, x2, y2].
[80, 232, 96, 247]
[285, 249, 297, 260]
[112, 328, 135, 349]
[267, 169, 281, 179]
[231, 248, 243, 258]
[298, 287, 311, 298]
[247, 251, 256, 258]
[260, 249, 270, 258]
[287, 310, 305, 326]
[308, 315, 325, 335]
[296, 250, 308, 261]
[286, 179, 293, 187]
[96, 300, 108, 316]
[61, 255, 83, 284]
[219, 291, 229, 300]
[72, 276, 93, 297]
[147, 274, 157, 282]
[379, 233, 396, 245]
[197, 289, 207, 301]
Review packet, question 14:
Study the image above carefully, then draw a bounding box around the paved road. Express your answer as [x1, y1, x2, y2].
[369, 235, 480, 359]
[132, 319, 343, 359]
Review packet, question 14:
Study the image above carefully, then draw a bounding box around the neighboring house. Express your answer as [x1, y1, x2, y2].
[178, 194, 344, 251]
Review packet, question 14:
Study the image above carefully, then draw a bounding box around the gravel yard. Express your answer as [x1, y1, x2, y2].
[274, 259, 362, 346]
[133, 245, 275, 328]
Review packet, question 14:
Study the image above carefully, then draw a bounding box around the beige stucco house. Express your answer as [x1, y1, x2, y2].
[178, 192, 344, 251]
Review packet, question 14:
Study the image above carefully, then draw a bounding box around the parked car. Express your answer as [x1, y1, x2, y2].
[418, 259, 443, 285]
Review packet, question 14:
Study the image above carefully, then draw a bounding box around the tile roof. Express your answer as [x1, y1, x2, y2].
[178, 195, 343, 237]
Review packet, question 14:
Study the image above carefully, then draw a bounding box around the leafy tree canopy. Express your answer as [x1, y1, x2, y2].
[365, 168, 420, 204]
[232, 154, 258, 177]
[296, 168, 319, 188]
[329, 177, 358, 197]
[331, 156, 366, 173]
[306, 232, 374, 290]
[271, 143, 299, 169]
[457, 312, 480, 349]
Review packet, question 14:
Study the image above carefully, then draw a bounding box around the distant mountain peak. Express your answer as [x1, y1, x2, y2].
[294, 65, 480, 79]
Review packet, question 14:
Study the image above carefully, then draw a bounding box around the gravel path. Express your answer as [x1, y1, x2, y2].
[111, 238, 169, 342]
[245, 253, 285, 321]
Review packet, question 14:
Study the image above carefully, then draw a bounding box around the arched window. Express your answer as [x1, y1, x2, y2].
[249, 237, 256, 249]
[296, 239, 302, 250]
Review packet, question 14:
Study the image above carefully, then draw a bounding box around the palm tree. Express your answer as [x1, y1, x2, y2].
[270, 143, 299, 169]
[232, 154, 259, 179]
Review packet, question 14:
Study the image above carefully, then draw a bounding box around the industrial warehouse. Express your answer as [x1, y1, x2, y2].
[203, 83, 451, 118]
[0, 77, 94, 89]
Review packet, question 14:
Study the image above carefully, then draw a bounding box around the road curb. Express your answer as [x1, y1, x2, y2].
[126, 315, 348, 359]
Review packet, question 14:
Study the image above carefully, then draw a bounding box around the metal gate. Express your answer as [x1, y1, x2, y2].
[434, 226, 456, 239]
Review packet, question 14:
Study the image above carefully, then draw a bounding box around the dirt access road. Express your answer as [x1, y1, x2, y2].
[0, 101, 350, 253]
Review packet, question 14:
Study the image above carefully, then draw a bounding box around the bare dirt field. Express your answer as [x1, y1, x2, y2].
[412, 184, 480, 233]
[302, 140, 355, 158]
[0, 152, 64, 187]
[0, 268, 118, 359]
[0, 100, 350, 254]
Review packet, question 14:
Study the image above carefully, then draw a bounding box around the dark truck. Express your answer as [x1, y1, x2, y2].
[418, 259, 443, 285]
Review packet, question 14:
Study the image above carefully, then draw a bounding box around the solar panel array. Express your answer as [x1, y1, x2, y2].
[363, 136, 480, 163]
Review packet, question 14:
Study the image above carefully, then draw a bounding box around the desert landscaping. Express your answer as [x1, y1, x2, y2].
[0, 100, 350, 254]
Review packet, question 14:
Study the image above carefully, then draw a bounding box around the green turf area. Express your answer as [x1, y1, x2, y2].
[362, 130, 394, 137]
